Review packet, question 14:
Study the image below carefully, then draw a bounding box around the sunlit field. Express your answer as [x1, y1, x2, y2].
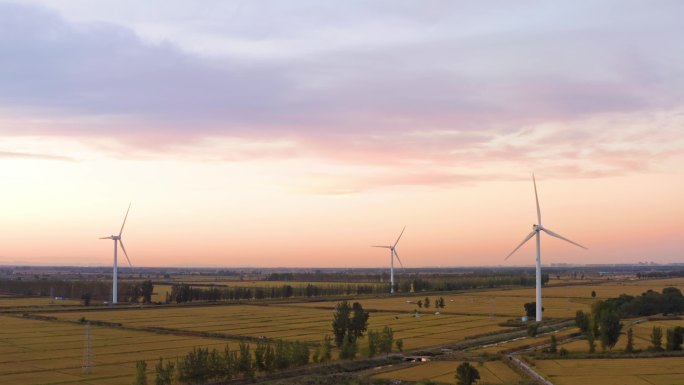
[372, 359, 522, 384]
[0, 315, 240, 385]
[38, 305, 506, 351]
[0, 297, 81, 308]
[531, 357, 684, 385]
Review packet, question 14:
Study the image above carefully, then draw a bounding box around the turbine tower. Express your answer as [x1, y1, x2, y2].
[372, 226, 406, 294]
[505, 175, 587, 322]
[100, 204, 133, 304]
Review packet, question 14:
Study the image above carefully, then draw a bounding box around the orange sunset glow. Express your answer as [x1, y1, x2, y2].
[1, 1, 683, 267]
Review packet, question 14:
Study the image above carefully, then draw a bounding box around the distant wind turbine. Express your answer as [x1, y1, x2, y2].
[100, 204, 133, 304]
[505, 175, 587, 322]
[372, 226, 406, 294]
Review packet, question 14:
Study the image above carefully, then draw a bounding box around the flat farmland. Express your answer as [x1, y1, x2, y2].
[531, 357, 684, 385]
[372, 360, 522, 384]
[283, 292, 590, 318]
[0, 296, 81, 308]
[40, 304, 508, 351]
[0, 315, 241, 385]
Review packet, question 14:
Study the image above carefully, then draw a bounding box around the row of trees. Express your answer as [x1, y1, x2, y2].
[133, 338, 328, 385]
[168, 283, 387, 303]
[415, 296, 446, 309]
[603, 287, 684, 317]
[0, 278, 153, 303]
[643, 326, 684, 352]
[400, 273, 546, 293]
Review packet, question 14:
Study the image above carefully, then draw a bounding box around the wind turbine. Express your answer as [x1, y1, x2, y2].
[100, 204, 133, 304]
[372, 226, 406, 294]
[505, 175, 587, 322]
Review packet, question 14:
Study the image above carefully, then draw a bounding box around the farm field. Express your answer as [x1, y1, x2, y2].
[283, 292, 591, 318]
[39, 304, 508, 351]
[0, 296, 81, 308]
[0, 315, 240, 385]
[531, 357, 684, 385]
[372, 359, 522, 384]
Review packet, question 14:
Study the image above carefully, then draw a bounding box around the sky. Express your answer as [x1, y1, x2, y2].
[0, 1, 683, 267]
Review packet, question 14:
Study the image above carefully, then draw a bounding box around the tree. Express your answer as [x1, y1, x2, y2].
[417, 300, 423, 308]
[395, 339, 404, 353]
[350, 302, 370, 340]
[575, 310, 590, 333]
[321, 335, 333, 362]
[133, 360, 148, 385]
[332, 301, 352, 347]
[650, 326, 663, 351]
[81, 292, 91, 306]
[367, 330, 379, 358]
[141, 280, 154, 304]
[666, 327, 684, 351]
[591, 290, 597, 298]
[455, 362, 480, 385]
[339, 335, 357, 360]
[379, 326, 394, 356]
[524, 302, 543, 318]
[177, 347, 210, 385]
[548, 335, 558, 353]
[625, 328, 634, 353]
[424, 297, 431, 309]
[587, 331, 596, 353]
[254, 342, 266, 372]
[598, 310, 622, 350]
[238, 342, 254, 379]
[263, 344, 275, 372]
[154, 358, 174, 385]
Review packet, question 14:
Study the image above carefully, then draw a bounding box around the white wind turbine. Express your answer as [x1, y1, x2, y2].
[372, 226, 406, 294]
[505, 175, 587, 322]
[100, 204, 133, 304]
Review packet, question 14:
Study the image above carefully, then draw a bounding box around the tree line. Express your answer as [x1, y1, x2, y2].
[0, 278, 153, 303]
[574, 287, 684, 353]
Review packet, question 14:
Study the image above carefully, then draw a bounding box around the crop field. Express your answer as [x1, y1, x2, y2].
[39, 304, 507, 351]
[283, 292, 591, 318]
[372, 359, 522, 384]
[0, 315, 241, 385]
[531, 357, 684, 385]
[559, 318, 684, 353]
[0, 296, 81, 308]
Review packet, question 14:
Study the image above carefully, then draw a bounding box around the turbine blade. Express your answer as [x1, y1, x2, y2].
[393, 226, 406, 248]
[542, 227, 587, 250]
[99, 236, 113, 239]
[504, 231, 536, 260]
[393, 249, 404, 269]
[119, 240, 133, 267]
[533, 174, 541, 225]
[371, 245, 391, 248]
[119, 203, 131, 237]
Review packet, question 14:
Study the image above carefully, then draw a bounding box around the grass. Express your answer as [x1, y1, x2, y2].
[0, 296, 82, 308]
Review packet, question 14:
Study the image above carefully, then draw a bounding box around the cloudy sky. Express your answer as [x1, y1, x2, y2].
[1, 1, 683, 267]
